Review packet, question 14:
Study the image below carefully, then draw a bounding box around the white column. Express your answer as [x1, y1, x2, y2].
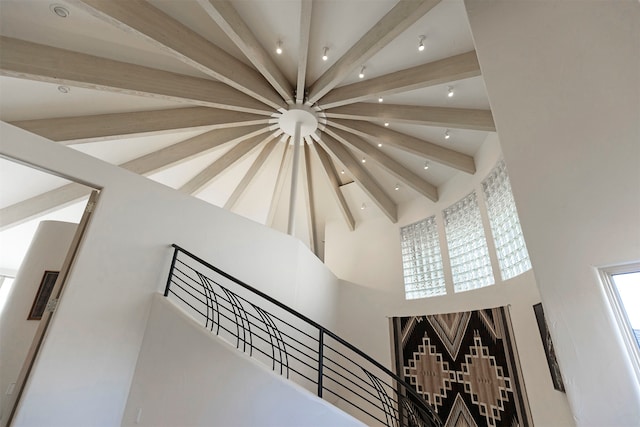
[287, 122, 302, 235]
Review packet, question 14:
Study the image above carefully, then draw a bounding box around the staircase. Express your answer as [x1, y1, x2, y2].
[162, 244, 441, 427]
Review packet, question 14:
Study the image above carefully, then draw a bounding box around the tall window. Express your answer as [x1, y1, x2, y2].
[600, 265, 640, 380]
[443, 192, 494, 292]
[482, 160, 532, 280]
[400, 216, 445, 299]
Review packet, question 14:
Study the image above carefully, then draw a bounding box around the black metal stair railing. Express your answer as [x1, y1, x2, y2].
[164, 244, 442, 427]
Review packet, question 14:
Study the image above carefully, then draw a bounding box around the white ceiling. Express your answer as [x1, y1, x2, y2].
[0, 0, 494, 264]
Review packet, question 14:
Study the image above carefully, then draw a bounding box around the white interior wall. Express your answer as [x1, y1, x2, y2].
[0, 122, 343, 427]
[464, 1, 640, 425]
[0, 221, 77, 425]
[122, 294, 364, 427]
[324, 134, 575, 425]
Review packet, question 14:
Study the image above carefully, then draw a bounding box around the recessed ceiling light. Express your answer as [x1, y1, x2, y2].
[276, 41, 283, 55]
[360, 203, 366, 210]
[378, 97, 383, 103]
[377, 143, 382, 147]
[358, 66, 365, 79]
[361, 157, 366, 163]
[340, 169, 345, 175]
[418, 35, 425, 52]
[445, 129, 450, 139]
[384, 122, 389, 127]
[395, 184, 400, 191]
[447, 86, 454, 98]
[50, 4, 70, 18]
[57, 85, 70, 94]
[322, 47, 328, 61]
[424, 161, 430, 170]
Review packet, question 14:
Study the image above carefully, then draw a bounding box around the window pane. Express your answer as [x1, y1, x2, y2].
[400, 216, 446, 299]
[612, 271, 640, 348]
[482, 160, 532, 280]
[443, 191, 494, 292]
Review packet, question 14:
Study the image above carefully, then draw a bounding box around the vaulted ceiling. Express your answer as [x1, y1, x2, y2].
[0, 0, 494, 258]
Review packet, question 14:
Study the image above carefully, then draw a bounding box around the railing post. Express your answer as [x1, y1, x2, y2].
[317, 328, 324, 398]
[164, 246, 179, 297]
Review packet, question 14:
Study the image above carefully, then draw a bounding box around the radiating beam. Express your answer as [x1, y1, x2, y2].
[0, 126, 271, 229]
[0, 37, 272, 115]
[324, 127, 438, 201]
[296, 0, 313, 104]
[196, 0, 294, 103]
[315, 132, 397, 223]
[267, 141, 293, 227]
[324, 103, 495, 131]
[318, 51, 481, 108]
[302, 141, 320, 257]
[179, 131, 279, 195]
[224, 139, 279, 210]
[307, 0, 441, 104]
[76, 0, 286, 110]
[0, 183, 91, 231]
[311, 143, 355, 231]
[122, 125, 270, 175]
[328, 119, 476, 174]
[10, 108, 271, 144]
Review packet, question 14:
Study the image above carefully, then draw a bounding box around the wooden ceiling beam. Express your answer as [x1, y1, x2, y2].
[196, 0, 294, 103]
[122, 125, 270, 175]
[324, 127, 438, 202]
[315, 132, 397, 223]
[0, 37, 272, 115]
[0, 125, 270, 230]
[267, 141, 293, 227]
[310, 144, 355, 231]
[318, 51, 481, 108]
[10, 108, 271, 144]
[76, 0, 286, 110]
[296, 0, 313, 104]
[328, 119, 475, 174]
[324, 103, 496, 131]
[179, 131, 280, 195]
[307, 0, 441, 104]
[224, 139, 279, 210]
[0, 183, 91, 231]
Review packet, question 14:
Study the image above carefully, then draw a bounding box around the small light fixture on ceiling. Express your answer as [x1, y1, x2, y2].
[395, 184, 400, 191]
[50, 4, 70, 18]
[361, 157, 366, 163]
[377, 142, 382, 147]
[444, 129, 450, 140]
[340, 169, 345, 175]
[276, 40, 283, 55]
[378, 96, 383, 103]
[384, 122, 389, 127]
[447, 86, 454, 98]
[358, 66, 365, 79]
[57, 85, 70, 94]
[418, 35, 426, 52]
[424, 161, 430, 170]
[322, 47, 328, 61]
[360, 203, 366, 210]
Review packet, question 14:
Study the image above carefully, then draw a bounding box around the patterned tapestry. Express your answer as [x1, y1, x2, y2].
[392, 307, 532, 427]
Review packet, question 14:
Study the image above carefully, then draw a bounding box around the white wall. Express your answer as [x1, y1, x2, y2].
[0, 221, 77, 425]
[0, 122, 343, 427]
[122, 294, 364, 427]
[464, 1, 640, 425]
[324, 134, 575, 426]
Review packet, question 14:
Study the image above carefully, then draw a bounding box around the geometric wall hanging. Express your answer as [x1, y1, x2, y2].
[393, 307, 533, 426]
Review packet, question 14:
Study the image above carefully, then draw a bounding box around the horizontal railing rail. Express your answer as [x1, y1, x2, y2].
[164, 244, 442, 427]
